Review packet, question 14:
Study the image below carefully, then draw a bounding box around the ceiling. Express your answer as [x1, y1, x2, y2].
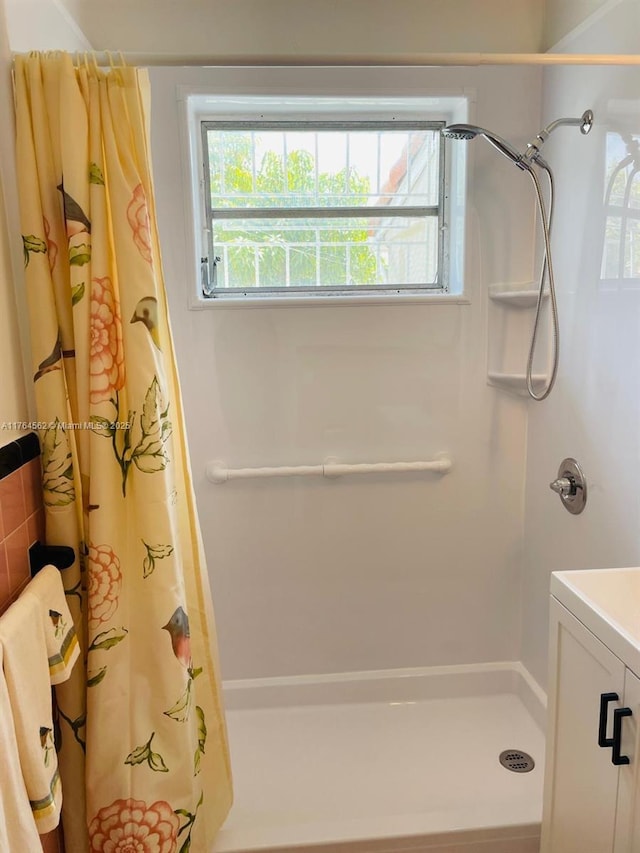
[54, 0, 547, 56]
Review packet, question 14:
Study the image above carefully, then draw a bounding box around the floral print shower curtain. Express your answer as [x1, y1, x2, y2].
[14, 52, 232, 851]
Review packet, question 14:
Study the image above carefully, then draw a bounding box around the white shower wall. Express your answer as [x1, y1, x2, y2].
[151, 64, 542, 680]
[522, 0, 640, 689]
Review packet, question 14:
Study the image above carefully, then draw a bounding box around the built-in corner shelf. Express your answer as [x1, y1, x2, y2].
[487, 283, 550, 396]
[487, 372, 549, 395]
[488, 283, 549, 309]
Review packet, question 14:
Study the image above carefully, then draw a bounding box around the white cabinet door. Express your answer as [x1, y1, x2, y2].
[615, 668, 640, 853]
[541, 597, 626, 853]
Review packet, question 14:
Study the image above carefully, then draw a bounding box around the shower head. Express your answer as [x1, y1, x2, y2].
[441, 124, 479, 141]
[442, 110, 594, 171]
[523, 109, 594, 163]
[441, 124, 526, 168]
[443, 109, 594, 403]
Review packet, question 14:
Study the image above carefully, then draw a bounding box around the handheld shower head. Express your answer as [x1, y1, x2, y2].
[441, 123, 525, 168]
[441, 109, 594, 402]
[442, 110, 594, 170]
[441, 124, 479, 141]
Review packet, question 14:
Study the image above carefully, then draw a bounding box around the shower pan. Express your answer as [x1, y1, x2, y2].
[442, 110, 594, 401]
[213, 665, 545, 853]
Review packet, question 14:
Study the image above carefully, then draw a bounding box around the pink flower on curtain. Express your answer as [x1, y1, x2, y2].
[87, 543, 122, 628]
[90, 276, 125, 404]
[127, 183, 153, 263]
[88, 798, 180, 852]
[43, 216, 58, 272]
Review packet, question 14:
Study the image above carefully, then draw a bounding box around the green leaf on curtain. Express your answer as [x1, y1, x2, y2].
[69, 243, 91, 266]
[45, 476, 75, 506]
[148, 751, 169, 773]
[196, 705, 207, 752]
[88, 626, 128, 652]
[89, 415, 116, 438]
[132, 377, 173, 474]
[71, 281, 85, 305]
[142, 541, 174, 578]
[93, 379, 173, 494]
[164, 680, 193, 723]
[133, 450, 170, 474]
[193, 705, 207, 776]
[125, 731, 169, 772]
[140, 377, 163, 434]
[42, 420, 76, 507]
[87, 667, 107, 687]
[175, 791, 203, 849]
[89, 163, 105, 185]
[22, 234, 47, 267]
[124, 740, 152, 766]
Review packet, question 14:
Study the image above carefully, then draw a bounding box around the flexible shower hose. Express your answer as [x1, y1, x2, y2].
[524, 162, 559, 401]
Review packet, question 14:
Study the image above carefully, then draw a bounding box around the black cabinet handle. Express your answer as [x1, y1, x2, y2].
[599, 692, 619, 748]
[612, 707, 633, 766]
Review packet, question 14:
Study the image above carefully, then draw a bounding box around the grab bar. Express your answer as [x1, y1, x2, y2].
[206, 454, 452, 484]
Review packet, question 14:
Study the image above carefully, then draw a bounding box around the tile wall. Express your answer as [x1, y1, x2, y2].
[0, 432, 44, 610]
[0, 432, 62, 853]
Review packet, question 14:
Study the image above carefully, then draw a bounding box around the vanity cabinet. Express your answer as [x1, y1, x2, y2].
[542, 597, 640, 852]
[618, 669, 640, 851]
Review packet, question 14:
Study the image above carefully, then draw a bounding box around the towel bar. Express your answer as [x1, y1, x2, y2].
[29, 542, 75, 576]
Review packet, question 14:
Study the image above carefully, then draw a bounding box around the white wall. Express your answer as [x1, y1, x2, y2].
[543, 0, 614, 50]
[5, 0, 90, 51]
[60, 0, 544, 56]
[522, 0, 640, 688]
[150, 64, 542, 679]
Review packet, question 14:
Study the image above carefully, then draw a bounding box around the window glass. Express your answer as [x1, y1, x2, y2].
[201, 120, 446, 296]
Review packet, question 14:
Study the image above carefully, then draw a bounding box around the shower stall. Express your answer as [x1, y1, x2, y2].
[146, 8, 640, 849]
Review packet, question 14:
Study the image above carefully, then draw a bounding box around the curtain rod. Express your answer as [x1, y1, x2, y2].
[69, 52, 640, 68]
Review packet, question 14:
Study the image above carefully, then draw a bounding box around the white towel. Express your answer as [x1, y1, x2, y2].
[0, 644, 42, 849]
[0, 594, 62, 833]
[21, 565, 80, 685]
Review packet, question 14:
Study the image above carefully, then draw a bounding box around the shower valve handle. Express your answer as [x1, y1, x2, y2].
[549, 476, 575, 497]
[549, 458, 587, 515]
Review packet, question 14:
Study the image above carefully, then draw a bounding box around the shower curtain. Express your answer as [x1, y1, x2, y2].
[13, 52, 232, 851]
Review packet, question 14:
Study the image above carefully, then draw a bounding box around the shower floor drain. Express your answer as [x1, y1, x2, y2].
[499, 749, 535, 773]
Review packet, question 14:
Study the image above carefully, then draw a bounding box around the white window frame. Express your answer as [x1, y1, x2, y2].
[183, 88, 469, 308]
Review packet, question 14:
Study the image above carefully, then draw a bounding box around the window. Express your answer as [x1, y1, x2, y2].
[602, 131, 640, 280]
[189, 95, 467, 302]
